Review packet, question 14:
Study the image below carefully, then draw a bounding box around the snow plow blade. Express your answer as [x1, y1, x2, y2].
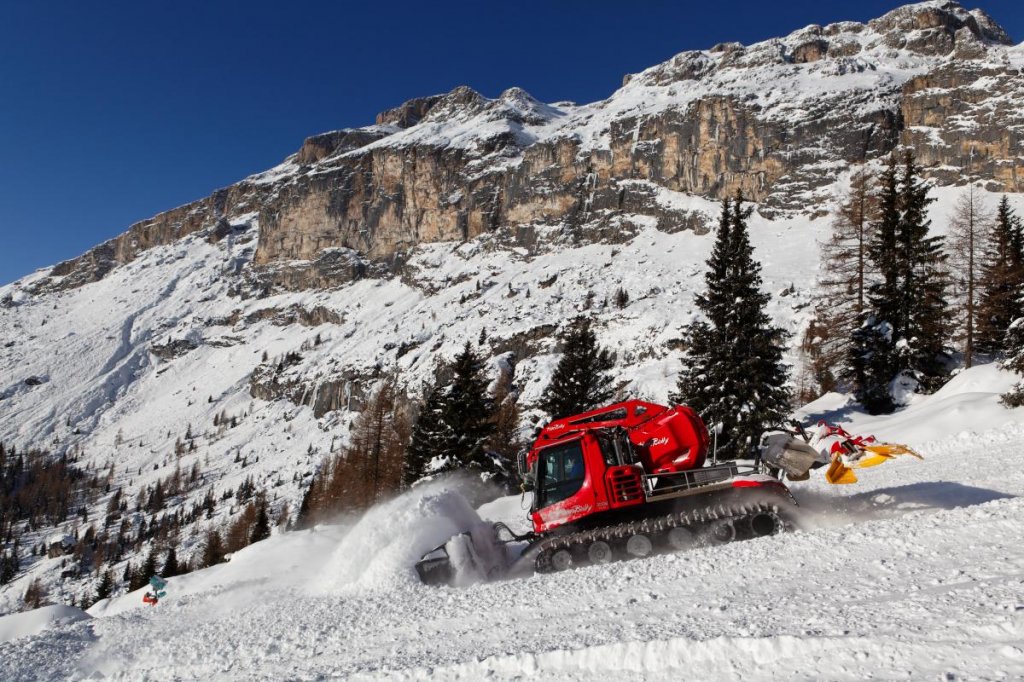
[416, 523, 515, 587]
[858, 443, 923, 468]
[415, 543, 456, 586]
[825, 458, 857, 484]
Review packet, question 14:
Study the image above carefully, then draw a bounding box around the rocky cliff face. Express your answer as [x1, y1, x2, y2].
[41, 1, 1022, 294]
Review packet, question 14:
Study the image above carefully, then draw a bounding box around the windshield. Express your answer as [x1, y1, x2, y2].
[535, 440, 586, 510]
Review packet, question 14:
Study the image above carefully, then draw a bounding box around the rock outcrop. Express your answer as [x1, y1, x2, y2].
[37, 1, 1022, 293]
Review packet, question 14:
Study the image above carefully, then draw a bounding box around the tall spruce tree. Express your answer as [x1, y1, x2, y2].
[141, 546, 158, 581]
[442, 342, 498, 475]
[404, 342, 501, 485]
[540, 317, 615, 420]
[249, 497, 271, 544]
[846, 159, 899, 411]
[1000, 319, 1024, 406]
[403, 381, 451, 487]
[671, 194, 791, 457]
[95, 568, 114, 601]
[895, 153, 949, 388]
[848, 153, 950, 413]
[977, 196, 1024, 355]
[201, 530, 225, 568]
[162, 546, 180, 578]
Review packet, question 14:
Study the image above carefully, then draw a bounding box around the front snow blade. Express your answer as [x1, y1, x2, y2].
[860, 443, 924, 467]
[415, 544, 455, 586]
[825, 458, 857, 484]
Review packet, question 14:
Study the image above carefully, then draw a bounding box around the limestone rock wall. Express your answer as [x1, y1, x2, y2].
[39, 1, 1023, 294]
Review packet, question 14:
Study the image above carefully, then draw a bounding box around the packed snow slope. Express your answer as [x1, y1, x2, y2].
[0, 364, 1022, 680]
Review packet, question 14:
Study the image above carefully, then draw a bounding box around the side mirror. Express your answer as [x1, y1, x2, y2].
[518, 450, 535, 490]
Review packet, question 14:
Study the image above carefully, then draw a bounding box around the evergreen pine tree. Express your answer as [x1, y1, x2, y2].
[141, 546, 158, 581]
[847, 158, 899, 411]
[404, 343, 501, 485]
[0, 548, 18, 585]
[442, 342, 497, 476]
[201, 530, 225, 568]
[848, 153, 950, 412]
[127, 561, 147, 591]
[95, 568, 114, 600]
[294, 476, 318, 530]
[671, 194, 791, 457]
[162, 546, 180, 578]
[894, 153, 949, 388]
[249, 497, 271, 544]
[539, 317, 615, 420]
[403, 382, 452, 486]
[848, 317, 897, 414]
[977, 196, 1024, 355]
[1000, 319, 1024, 406]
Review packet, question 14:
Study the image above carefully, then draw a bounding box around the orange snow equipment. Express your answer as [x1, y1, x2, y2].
[858, 443, 924, 468]
[825, 456, 858, 485]
[142, 592, 159, 606]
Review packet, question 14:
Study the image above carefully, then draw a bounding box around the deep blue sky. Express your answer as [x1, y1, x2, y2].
[1, 1, 1021, 284]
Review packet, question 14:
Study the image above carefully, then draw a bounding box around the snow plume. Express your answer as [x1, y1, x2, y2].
[313, 476, 487, 593]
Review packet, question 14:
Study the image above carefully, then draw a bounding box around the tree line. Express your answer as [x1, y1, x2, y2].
[307, 153, 1021, 516]
[805, 152, 1024, 411]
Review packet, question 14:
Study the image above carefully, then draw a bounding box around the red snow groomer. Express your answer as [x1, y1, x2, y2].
[416, 400, 798, 584]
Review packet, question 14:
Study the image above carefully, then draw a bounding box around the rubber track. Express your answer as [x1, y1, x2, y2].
[532, 502, 789, 573]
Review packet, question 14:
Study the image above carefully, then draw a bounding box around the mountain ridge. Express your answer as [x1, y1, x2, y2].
[26, 0, 1021, 296]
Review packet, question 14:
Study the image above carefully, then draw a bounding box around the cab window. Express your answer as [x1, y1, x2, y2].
[536, 440, 587, 509]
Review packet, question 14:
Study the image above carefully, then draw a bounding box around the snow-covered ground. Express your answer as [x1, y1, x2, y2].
[1, 362, 1022, 680]
[0, 180, 1017, 603]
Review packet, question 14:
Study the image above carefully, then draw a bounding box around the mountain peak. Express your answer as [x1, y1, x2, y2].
[869, 1, 1014, 50]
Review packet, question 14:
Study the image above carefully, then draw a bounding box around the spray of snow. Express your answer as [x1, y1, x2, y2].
[312, 477, 485, 593]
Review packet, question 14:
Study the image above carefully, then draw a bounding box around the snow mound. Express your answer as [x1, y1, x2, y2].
[0, 605, 91, 644]
[849, 363, 1024, 446]
[314, 479, 484, 593]
[797, 363, 1024, 449]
